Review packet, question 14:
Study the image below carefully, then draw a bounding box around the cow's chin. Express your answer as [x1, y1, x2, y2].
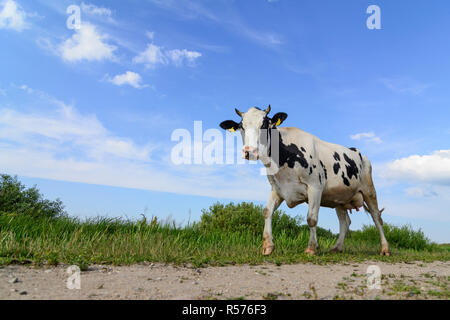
[242, 152, 259, 161]
[242, 154, 259, 161]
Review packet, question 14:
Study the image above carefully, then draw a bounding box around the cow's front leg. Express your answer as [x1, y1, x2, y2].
[305, 187, 323, 256]
[262, 190, 283, 256]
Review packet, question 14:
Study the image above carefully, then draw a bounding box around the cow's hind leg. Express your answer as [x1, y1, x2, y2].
[363, 194, 390, 256]
[331, 207, 351, 253]
[305, 187, 322, 256]
[262, 190, 283, 256]
[361, 168, 390, 255]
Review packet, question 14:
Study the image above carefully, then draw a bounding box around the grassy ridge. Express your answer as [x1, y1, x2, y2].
[0, 211, 448, 269]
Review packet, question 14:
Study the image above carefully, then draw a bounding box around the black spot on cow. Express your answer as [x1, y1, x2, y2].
[275, 132, 309, 169]
[313, 165, 317, 169]
[319, 160, 324, 168]
[309, 167, 313, 175]
[309, 155, 312, 159]
[301, 147, 306, 152]
[349, 148, 363, 161]
[333, 152, 341, 161]
[343, 153, 359, 180]
[318, 174, 322, 184]
[333, 162, 341, 175]
[341, 172, 350, 187]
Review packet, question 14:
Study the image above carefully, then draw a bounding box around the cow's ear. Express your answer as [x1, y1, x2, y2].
[220, 120, 240, 132]
[271, 113, 288, 127]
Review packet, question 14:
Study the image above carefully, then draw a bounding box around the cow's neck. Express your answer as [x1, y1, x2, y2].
[258, 128, 281, 169]
[259, 128, 309, 174]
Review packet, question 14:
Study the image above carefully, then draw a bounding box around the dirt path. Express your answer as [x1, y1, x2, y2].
[1, 261, 448, 300]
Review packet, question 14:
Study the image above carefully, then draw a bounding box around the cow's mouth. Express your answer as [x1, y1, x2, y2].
[242, 147, 259, 161]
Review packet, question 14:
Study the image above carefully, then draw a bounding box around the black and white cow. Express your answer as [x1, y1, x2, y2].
[220, 106, 390, 256]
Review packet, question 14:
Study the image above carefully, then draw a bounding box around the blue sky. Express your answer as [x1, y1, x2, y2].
[0, 0, 449, 242]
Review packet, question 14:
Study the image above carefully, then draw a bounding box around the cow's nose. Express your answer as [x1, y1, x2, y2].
[242, 146, 258, 160]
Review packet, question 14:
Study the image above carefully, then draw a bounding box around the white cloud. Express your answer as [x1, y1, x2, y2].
[146, 31, 155, 40]
[383, 150, 450, 185]
[405, 187, 438, 198]
[19, 84, 33, 94]
[133, 42, 202, 68]
[380, 77, 431, 95]
[148, 0, 283, 48]
[0, 0, 28, 31]
[166, 49, 202, 66]
[59, 23, 117, 62]
[107, 71, 148, 89]
[0, 85, 269, 201]
[81, 2, 112, 17]
[0, 86, 152, 161]
[381, 197, 450, 222]
[350, 132, 382, 144]
[133, 43, 167, 67]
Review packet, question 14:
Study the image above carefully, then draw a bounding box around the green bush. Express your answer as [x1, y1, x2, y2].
[349, 224, 436, 251]
[197, 202, 335, 238]
[0, 174, 65, 218]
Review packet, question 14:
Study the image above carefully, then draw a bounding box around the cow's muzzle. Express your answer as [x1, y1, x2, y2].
[242, 146, 258, 160]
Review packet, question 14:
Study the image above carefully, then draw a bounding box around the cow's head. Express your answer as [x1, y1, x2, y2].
[220, 105, 288, 160]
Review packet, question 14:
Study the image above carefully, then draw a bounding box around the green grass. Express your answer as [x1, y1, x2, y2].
[1, 176, 447, 268]
[0, 213, 448, 268]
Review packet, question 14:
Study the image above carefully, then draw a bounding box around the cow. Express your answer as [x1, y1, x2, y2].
[220, 105, 390, 256]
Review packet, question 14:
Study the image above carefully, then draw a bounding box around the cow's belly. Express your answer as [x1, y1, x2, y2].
[269, 174, 364, 210]
[269, 173, 308, 208]
[321, 185, 364, 209]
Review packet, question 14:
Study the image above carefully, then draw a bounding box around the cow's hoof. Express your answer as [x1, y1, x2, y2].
[262, 244, 274, 256]
[381, 247, 391, 256]
[330, 247, 343, 253]
[304, 247, 316, 256]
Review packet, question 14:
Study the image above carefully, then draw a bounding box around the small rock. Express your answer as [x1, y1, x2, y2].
[8, 277, 19, 284]
[19, 291, 27, 295]
[196, 269, 202, 274]
[407, 292, 416, 298]
[192, 281, 199, 285]
[45, 270, 52, 273]
[10, 289, 18, 293]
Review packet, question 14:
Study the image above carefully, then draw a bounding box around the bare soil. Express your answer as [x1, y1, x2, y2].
[1, 261, 448, 300]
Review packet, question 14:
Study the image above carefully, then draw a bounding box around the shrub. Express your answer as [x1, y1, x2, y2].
[197, 202, 335, 238]
[349, 224, 436, 251]
[0, 174, 65, 218]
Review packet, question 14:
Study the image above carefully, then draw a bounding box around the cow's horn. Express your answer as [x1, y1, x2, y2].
[264, 104, 271, 115]
[235, 108, 243, 117]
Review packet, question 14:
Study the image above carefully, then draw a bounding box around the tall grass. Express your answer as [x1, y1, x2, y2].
[0, 204, 447, 268]
[0, 176, 447, 267]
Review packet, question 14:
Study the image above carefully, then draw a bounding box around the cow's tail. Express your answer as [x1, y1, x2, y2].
[363, 204, 384, 215]
[361, 155, 385, 217]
